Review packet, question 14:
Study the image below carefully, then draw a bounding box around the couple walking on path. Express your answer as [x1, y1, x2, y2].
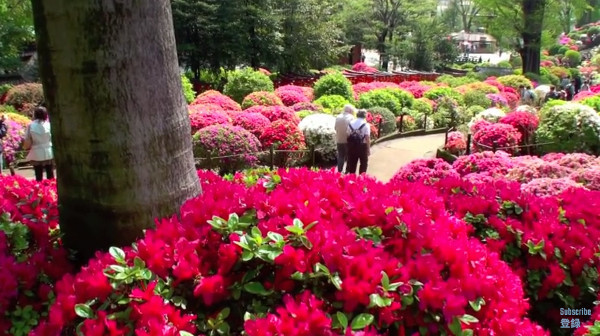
[334, 105, 371, 175]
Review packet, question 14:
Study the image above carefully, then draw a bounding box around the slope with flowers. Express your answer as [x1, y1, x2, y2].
[4, 155, 600, 335]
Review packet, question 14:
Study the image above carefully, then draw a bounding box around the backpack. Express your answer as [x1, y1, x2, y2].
[527, 90, 537, 101]
[347, 123, 366, 144]
[0, 121, 6, 139]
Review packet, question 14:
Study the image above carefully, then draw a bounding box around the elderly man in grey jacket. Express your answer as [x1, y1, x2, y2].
[334, 104, 356, 172]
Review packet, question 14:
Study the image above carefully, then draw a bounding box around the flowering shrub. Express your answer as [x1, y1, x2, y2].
[536, 103, 600, 154]
[296, 110, 315, 120]
[391, 158, 460, 184]
[232, 112, 272, 139]
[367, 107, 396, 135]
[188, 110, 231, 134]
[483, 78, 505, 91]
[499, 111, 540, 143]
[223, 68, 275, 103]
[276, 85, 314, 101]
[188, 103, 225, 114]
[4, 83, 44, 113]
[291, 102, 322, 113]
[486, 93, 509, 107]
[521, 177, 582, 197]
[241, 91, 284, 109]
[191, 90, 242, 111]
[357, 89, 402, 115]
[351, 62, 378, 72]
[260, 120, 306, 151]
[452, 151, 514, 176]
[0, 175, 72, 336]
[581, 95, 600, 111]
[398, 81, 430, 98]
[298, 113, 337, 162]
[313, 72, 354, 101]
[181, 75, 196, 104]
[5, 112, 30, 128]
[193, 124, 261, 172]
[244, 105, 300, 125]
[423, 87, 463, 104]
[1, 119, 26, 163]
[473, 123, 522, 154]
[31, 168, 547, 336]
[505, 159, 571, 182]
[352, 82, 401, 99]
[444, 131, 467, 155]
[496, 75, 533, 90]
[574, 91, 598, 101]
[456, 82, 500, 94]
[274, 89, 310, 106]
[570, 168, 600, 190]
[313, 95, 351, 115]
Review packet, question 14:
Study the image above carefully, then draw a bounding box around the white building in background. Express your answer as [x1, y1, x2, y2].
[437, 0, 451, 14]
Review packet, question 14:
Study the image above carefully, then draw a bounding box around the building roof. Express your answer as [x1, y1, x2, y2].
[451, 31, 497, 42]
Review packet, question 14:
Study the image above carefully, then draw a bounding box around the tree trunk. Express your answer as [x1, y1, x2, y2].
[31, 0, 201, 263]
[520, 0, 546, 75]
[377, 31, 388, 71]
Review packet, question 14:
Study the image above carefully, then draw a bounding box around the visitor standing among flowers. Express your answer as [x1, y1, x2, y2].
[23, 107, 54, 182]
[345, 109, 370, 175]
[334, 104, 356, 172]
[0, 114, 6, 173]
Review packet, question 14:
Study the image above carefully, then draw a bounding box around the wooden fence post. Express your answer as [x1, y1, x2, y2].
[466, 134, 472, 155]
[423, 115, 428, 131]
[269, 145, 275, 170]
[377, 119, 383, 138]
[399, 114, 404, 133]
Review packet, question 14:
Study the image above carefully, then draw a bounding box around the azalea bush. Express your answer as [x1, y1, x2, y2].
[191, 90, 242, 112]
[193, 124, 262, 173]
[312, 72, 354, 101]
[351, 62, 378, 72]
[499, 111, 540, 143]
[444, 131, 467, 155]
[0, 176, 72, 336]
[259, 120, 307, 166]
[473, 123, 522, 154]
[352, 82, 401, 99]
[3, 83, 44, 113]
[232, 112, 272, 139]
[298, 113, 337, 162]
[241, 91, 284, 110]
[357, 89, 402, 115]
[188, 111, 231, 134]
[496, 75, 533, 90]
[223, 68, 275, 103]
[313, 95, 351, 115]
[291, 102, 322, 113]
[274, 88, 310, 106]
[536, 103, 600, 154]
[367, 107, 396, 136]
[244, 105, 300, 125]
[423, 87, 463, 104]
[1, 119, 26, 163]
[30, 168, 547, 336]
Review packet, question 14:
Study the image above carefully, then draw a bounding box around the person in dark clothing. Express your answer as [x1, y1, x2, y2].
[574, 75, 582, 94]
[0, 114, 7, 173]
[565, 80, 576, 101]
[345, 109, 371, 175]
[544, 86, 560, 102]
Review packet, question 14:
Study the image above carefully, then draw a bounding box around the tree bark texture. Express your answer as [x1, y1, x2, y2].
[30, 0, 201, 262]
[520, 0, 545, 75]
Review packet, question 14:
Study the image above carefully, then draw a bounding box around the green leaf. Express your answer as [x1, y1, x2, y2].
[241, 251, 254, 261]
[368, 293, 393, 308]
[448, 317, 462, 336]
[74, 304, 94, 319]
[381, 271, 390, 290]
[463, 330, 474, 336]
[350, 313, 374, 330]
[217, 307, 230, 320]
[243, 282, 271, 296]
[385, 206, 395, 215]
[468, 297, 485, 312]
[217, 322, 230, 335]
[180, 331, 194, 336]
[315, 263, 330, 275]
[109, 247, 126, 263]
[299, 236, 313, 249]
[267, 232, 284, 242]
[336, 312, 348, 329]
[304, 221, 317, 232]
[459, 314, 479, 324]
[109, 265, 126, 273]
[331, 274, 343, 290]
[285, 225, 304, 235]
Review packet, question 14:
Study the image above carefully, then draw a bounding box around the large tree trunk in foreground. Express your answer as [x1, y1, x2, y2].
[520, 0, 545, 75]
[31, 0, 201, 263]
